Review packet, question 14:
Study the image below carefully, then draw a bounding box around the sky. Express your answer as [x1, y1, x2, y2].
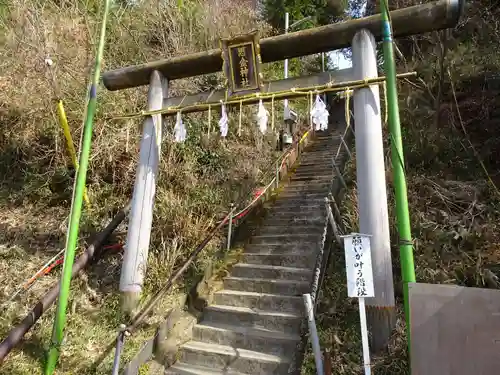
[329, 0, 367, 70]
[331, 51, 352, 69]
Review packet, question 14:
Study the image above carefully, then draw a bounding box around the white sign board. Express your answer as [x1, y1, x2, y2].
[342, 234, 375, 298]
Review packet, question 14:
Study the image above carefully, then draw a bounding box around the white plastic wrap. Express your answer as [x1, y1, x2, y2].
[174, 112, 187, 142]
[219, 103, 229, 137]
[310, 94, 329, 131]
[256, 99, 269, 134]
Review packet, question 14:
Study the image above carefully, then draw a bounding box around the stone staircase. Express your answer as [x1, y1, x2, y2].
[166, 111, 348, 375]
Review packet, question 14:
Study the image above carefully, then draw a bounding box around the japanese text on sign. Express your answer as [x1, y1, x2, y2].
[228, 43, 258, 92]
[343, 234, 375, 298]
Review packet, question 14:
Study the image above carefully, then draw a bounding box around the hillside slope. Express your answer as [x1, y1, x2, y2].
[0, 0, 293, 373]
[303, 1, 500, 373]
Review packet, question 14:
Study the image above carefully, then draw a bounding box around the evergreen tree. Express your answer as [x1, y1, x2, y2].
[261, 0, 347, 31]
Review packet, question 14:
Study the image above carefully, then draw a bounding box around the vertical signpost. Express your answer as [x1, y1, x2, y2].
[342, 233, 374, 375]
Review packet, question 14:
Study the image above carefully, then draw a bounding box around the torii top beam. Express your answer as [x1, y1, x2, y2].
[102, 0, 464, 91]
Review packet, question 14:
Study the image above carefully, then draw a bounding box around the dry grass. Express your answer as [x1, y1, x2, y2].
[302, 2, 500, 373]
[0, 0, 284, 373]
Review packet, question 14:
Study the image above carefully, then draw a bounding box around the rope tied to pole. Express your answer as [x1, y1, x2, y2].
[344, 89, 352, 128]
[108, 72, 417, 121]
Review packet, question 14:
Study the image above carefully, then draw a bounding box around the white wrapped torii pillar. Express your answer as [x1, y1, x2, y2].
[352, 29, 395, 351]
[120, 70, 167, 314]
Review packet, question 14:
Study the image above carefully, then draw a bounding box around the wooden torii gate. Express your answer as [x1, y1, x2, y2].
[101, 0, 463, 354]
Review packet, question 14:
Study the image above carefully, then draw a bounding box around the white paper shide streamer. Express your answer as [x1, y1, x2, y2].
[219, 103, 229, 137]
[310, 94, 329, 131]
[256, 99, 268, 134]
[174, 111, 187, 143]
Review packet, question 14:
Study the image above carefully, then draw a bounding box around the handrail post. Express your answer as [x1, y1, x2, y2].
[325, 198, 341, 245]
[303, 293, 324, 375]
[111, 331, 126, 375]
[227, 203, 234, 251]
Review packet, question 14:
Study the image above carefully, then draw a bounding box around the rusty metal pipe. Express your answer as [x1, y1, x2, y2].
[102, 0, 464, 91]
[0, 202, 131, 363]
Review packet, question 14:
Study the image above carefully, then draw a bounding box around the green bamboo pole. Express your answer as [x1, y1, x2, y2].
[44, 1, 112, 373]
[380, 0, 416, 352]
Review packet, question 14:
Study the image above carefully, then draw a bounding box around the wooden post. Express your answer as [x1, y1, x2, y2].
[120, 70, 166, 315]
[351, 29, 396, 351]
[226, 203, 234, 251]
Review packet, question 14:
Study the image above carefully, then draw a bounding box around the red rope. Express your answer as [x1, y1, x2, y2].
[43, 243, 123, 276]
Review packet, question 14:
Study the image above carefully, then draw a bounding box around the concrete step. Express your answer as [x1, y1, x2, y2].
[269, 204, 323, 213]
[213, 290, 303, 313]
[295, 158, 333, 165]
[192, 322, 300, 357]
[293, 168, 334, 176]
[293, 165, 333, 172]
[301, 146, 336, 152]
[263, 216, 325, 227]
[224, 277, 310, 296]
[231, 263, 313, 282]
[265, 213, 325, 223]
[243, 252, 316, 268]
[250, 233, 323, 245]
[178, 341, 290, 374]
[299, 156, 336, 163]
[284, 184, 331, 192]
[256, 224, 323, 235]
[292, 172, 333, 180]
[297, 155, 337, 161]
[302, 149, 338, 156]
[301, 150, 336, 156]
[270, 199, 326, 208]
[166, 363, 247, 375]
[305, 144, 342, 152]
[266, 206, 324, 216]
[275, 191, 328, 200]
[203, 305, 302, 334]
[286, 181, 332, 189]
[288, 179, 331, 186]
[298, 160, 334, 167]
[290, 174, 333, 182]
[299, 155, 345, 164]
[244, 241, 321, 255]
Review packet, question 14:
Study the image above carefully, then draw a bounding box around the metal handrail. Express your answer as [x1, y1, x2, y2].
[112, 93, 355, 373]
[111, 126, 315, 374]
[111, 206, 235, 374]
[217, 127, 312, 225]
